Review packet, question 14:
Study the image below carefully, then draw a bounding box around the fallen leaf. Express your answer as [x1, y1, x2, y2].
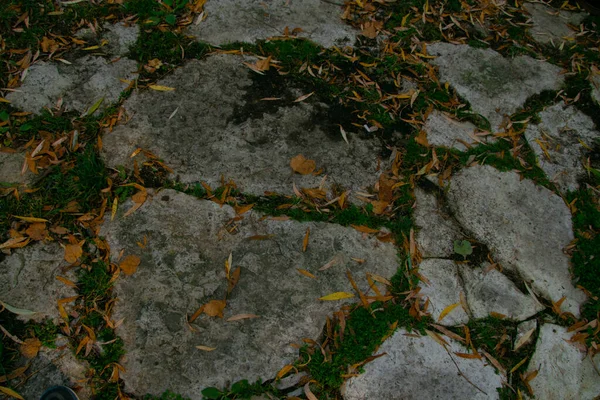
[294, 92, 314, 102]
[454, 352, 481, 359]
[203, 300, 226, 318]
[276, 364, 294, 380]
[0, 301, 37, 317]
[234, 203, 254, 215]
[64, 242, 83, 263]
[0, 386, 24, 400]
[350, 225, 379, 234]
[319, 292, 354, 301]
[13, 216, 48, 223]
[226, 314, 259, 322]
[302, 227, 310, 252]
[119, 255, 141, 275]
[425, 329, 449, 348]
[19, 338, 41, 359]
[514, 328, 535, 351]
[195, 345, 216, 352]
[438, 303, 459, 322]
[149, 85, 175, 91]
[304, 383, 318, 400]
[0, 237, 30, 249]
[298, 269, 316, 279]
[25, 222, 47, 240]
[290, 154, 316, 175]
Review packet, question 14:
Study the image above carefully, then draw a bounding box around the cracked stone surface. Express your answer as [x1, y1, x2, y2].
[343, 328, 504, 400]
[428, 43, 565, 131]
[0, 243, 76, 323]
[414, 188, 463, 258]
[524, 2, 587, 45]
[447, 165, 587, 317]
[7, 338, 91, 399]
[6, 55, 137, 115]
[423, 110, 494, 151]
[514, 320, 537, 350]
[102, 55, 381, 201]
[187, 0, 357, 48]
[525, 102, 599, 192]
[99, 189, 399, 397]
[526, 324, 600, 399]
[0, 151, 30, 185]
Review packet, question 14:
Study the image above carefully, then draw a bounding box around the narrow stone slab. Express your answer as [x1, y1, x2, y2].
[525, 103, 599, 192]
[102, 55, 381, 200]
[75, 22, 139, 57]
[418, 259, 469, 326]
[100, 189, 399, 397]
[459, 265, 544, 321]
[414, 188, 462, 258]
[423, 110, 493, 151]
[524, 2, 587, 45]
[343, 328, 503, 400]
[6, 56, 137, 114]
[447, 165, 586, 316]
[0, 151, 29, 185]
[526, 324, 600, 399]
[187, 0, 357, 48]
[0, 243, 76, 322]
[428, 43, 564, 131]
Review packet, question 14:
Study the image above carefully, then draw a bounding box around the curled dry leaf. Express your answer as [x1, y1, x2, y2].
[290, 154, 316, 175]
[119, 255, 141, 276]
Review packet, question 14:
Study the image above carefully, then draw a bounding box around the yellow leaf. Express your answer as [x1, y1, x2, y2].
[226, 314, 259, 322]
[19, 338, 41, 359]
[302, 227, 310, 252]
[276, 364, 294, 380]
[0, 386, 24, 400]
[13, 215, 48, 222]
[195, 345, 216, 352]
[510, 357, 529, 374]
[319, 292, 354, 301]
[82, 45, 100, 50]
[56, 276, 77, 288]
[111, 197, 118, 221]
[297, 269, 316, 279]
[234, 203, 254, 215]
[290, 154, 316, 175]
[437, 303, 459, 322]
[149, 85, 175, 91]
[119, 255, 141, 276]
[64, 243, 83, 263]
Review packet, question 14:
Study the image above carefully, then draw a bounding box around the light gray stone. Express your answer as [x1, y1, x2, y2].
[414, 188, 462, 258]
[526, 324, 600, 399]
[343, 328, 504, 400]
[525, 103, 599, 192]
[102, 55, 381, 200]
[524, 2, 587, 45]
[0, 151, 29, 185]
[100, 189, 399, 397]
[458, 265, 544, 321]
[423, 110, 493, 151]
[6, 56, 137, 114]
[447, 165, 586, 316]
[428, 43, 565, 131]
[418, 259, 469, 325]
[514, 319, 537, 350]
[103, 22, 139, 56]
[8, 344, 91, 400]
[187, 0, 357, 48]
[0, 243, 76, 323]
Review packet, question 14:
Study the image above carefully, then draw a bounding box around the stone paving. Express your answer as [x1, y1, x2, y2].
[1, 1, 599, 400]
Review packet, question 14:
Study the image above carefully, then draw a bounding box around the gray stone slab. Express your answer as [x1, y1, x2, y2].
[8, 340, 91, 400]
[418, 259, 469, 326]
[414, 188, 463, 258]
[0, 151, 29, 185]
[187, 0, 357, 48]
[102, 55, 381, 200]
[459, 265, 544, 321]
[0, 243, 76, 323]
[75, 22, 139, 57]
[428, 43, 564, 131]
[525, 103, 599, 192]
[6, 56, 137, 115]
[524, 2, 587, 45]
[526, 324, 600, 399]
[447, 165, 586, 317]
[423, 110, 494, 151]
[343, 328, 503, 400]
[100, 189, 399, 397]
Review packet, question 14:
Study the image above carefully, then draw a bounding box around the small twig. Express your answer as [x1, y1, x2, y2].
[443, 345, 488, 395]
[0, 324, 25, 344]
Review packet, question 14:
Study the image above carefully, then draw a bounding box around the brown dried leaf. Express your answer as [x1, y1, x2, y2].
[19, 338, 41, 359]
[25, 223, 47, 241]
[290, 154, 316, 175]
[302, 227, 310, 252]
[119, 255, 141, 276]
[64, 242, 83, 263]
[298, 269, 316, 279]
[203, 300, 226, 318]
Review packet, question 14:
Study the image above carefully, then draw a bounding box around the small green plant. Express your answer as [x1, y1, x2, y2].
[453, 240, 473, 259]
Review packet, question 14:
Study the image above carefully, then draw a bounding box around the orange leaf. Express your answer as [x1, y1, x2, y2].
[276, 364, 294, 380]
[438, 303, 459, 322]
[290, 154, 316, 175]
[19, 338, 41, 359]
[119, 255, 141, 276]
[234, 203, 254, 215]
[302, 227, 310, 252]
[0, 236, 30, 249]
[454, 352, 481, 359]
[56, 276, 77, 288]
[64, 242, 83, 263]
[297, 269, 316, 279]
[203, 300, 226, 318]
[350, 225, 379, 234]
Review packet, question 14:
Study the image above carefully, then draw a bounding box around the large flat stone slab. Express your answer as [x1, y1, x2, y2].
[525, 103, 599, 192]
[526, 324, 600, 399]
[6, 56, 137, 114]
[428, 43, 564, 131]
[100, 189, 399, 397]
[524, 2, 587, 45]
[0, 243, 76, 322]
[187, 0, 357, 47]
[102, 55, 381, 199]
[447, 165, 586, 316]
[343, 328, 503, 399]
